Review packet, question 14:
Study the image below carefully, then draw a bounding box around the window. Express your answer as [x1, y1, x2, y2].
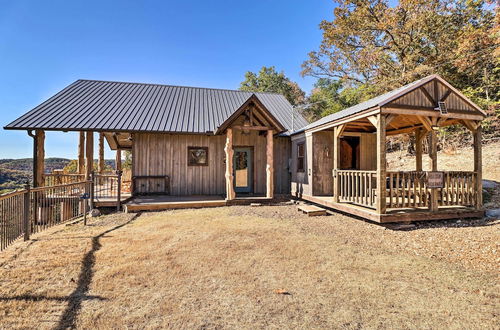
[297, 142, 305, 172]
[188, 147, 208, 166]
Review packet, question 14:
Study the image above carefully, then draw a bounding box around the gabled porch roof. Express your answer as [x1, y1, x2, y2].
[293, 74, 486, 135]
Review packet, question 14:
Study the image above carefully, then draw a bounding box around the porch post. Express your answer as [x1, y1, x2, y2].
[415, 128, 423, 172]
[35, 130, 45, 187]
[376, 115, 386, 214]
[225, 128, 235, 200]
[266, 129, 274, 198]
[98, 132, 105, 173]
[85, 131, 94, 180]
[115, 149, 122, 171]
[428, 129, 439, 211]
[78, 132, 85, 174]
[474, 125, 482, 209]
[333, 125, 344, 203]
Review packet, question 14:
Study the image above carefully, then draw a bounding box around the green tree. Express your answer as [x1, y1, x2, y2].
[302, 0, 498, 105]
[240, 66, 306, 106]
[306, 78, 375, 120]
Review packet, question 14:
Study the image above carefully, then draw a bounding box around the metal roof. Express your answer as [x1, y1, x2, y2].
[4, 79, 308, 135]
[293, 74, 485, 134]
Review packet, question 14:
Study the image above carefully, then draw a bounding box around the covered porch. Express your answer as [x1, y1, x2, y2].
[292, 75, 486, 223]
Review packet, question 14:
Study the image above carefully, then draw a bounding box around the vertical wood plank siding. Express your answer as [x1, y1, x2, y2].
[133, 132, 290, 195]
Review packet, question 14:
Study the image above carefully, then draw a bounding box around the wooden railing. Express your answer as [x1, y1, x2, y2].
[386, 171, 477, 209]
[0, 181, 92, 251]
[336, 170, 477, 211]
[337, 170, 377, 208]
[439, 171, 477, 207]
[44, 173, 85, 186]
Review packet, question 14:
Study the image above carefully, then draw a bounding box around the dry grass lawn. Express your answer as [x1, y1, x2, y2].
[0, 206, 498, 329]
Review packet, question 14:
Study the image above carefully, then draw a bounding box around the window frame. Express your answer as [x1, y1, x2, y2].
[187, 146, 209, 166]
[297, 142, 305, 172]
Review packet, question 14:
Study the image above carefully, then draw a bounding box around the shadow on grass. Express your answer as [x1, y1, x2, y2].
[54, 212, 141, 330]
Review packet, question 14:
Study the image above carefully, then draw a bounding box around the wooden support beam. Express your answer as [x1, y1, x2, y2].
[417, 116, 433, 131]
[367, 115, 378, 127]
[266, 129, 274, 198]
[461, 119, 480, 133]
[420, 86, 436, 106]
[85, 131, 94, 180]
[98, 132, 105, 173]
[428, 129, 438, 212]
[231, 125, 269, 131]
[376, 114, 387, 214]
[78, 132, 85, 174]
[332, 124, 345, 203]
[35, 130, 45, 187]
[224, 128, 235, 200]
[473, 126, 482, 209]
[440, 89, 452, 102]
[386, 114, 397, 125]
[415, 128, 424, 171]
[115, 149, 122, 171]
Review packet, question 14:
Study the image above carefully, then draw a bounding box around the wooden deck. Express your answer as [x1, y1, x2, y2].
[299, 194, 484, 223]
[123, 195, 277, 212]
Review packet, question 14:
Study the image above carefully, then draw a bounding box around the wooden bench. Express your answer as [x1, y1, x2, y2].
[298, 204, 327, 216]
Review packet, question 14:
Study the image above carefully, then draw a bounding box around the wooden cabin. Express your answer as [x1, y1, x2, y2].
[291, 75, 486, 222]
[3, 75, 486, 222]
[4, 80, 308, 209]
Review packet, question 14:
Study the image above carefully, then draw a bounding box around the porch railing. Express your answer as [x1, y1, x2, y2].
[387, 171, 477, 209]
[44, 173, 85, 186]
[0, 181, 92, 251]
[337, 170, 377, 208]
[336, 170, 477, 211]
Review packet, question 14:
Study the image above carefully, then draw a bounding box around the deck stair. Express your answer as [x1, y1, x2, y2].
[298, 204, 327, 216]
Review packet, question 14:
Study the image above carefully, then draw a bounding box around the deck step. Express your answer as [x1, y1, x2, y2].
[298, 204, 327, 216]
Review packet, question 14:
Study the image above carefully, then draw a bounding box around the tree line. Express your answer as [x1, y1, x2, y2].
[240, 0, 498, 123]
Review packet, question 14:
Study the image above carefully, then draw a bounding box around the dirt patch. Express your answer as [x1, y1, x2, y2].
[0, 207, 498, 329]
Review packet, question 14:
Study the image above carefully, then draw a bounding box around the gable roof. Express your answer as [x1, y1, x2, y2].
[4, 79, 308, 135]
[295, 74, 485, 134]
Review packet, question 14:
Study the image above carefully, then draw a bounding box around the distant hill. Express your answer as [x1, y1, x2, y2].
[0, 158, 116, 194]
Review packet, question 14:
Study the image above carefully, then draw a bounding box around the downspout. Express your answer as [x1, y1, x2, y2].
[27, 130, 37, 187]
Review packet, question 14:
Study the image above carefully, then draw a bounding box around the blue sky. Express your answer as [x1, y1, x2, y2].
[0, 0, 334, 159]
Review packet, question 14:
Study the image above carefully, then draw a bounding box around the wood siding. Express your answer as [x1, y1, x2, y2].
[291, 131, 376, 197]
[133, 132, 290, 195]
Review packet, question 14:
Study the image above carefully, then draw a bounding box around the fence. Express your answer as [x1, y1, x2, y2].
[0, 181, 92, 251]
[387, 171, 477, 208]
[44, 173, 86, 186]
[337, 170, 377, 208]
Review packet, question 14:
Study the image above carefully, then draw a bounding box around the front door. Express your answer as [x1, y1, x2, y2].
[233, 147, 253, 193]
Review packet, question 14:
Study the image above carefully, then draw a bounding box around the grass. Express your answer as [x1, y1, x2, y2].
[0, 206, 498, 329]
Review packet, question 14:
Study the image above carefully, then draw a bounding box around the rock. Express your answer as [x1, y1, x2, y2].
[483, 180, 499, 189]
[250, 203, 262, 207]
[90, 209, 101, 217]
[485, 209, 500, 219]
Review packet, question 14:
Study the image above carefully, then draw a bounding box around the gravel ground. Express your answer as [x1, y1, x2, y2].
[230, 203, 500, 274]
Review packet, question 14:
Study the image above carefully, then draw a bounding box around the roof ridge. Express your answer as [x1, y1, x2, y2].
[76, 79, 285, 96]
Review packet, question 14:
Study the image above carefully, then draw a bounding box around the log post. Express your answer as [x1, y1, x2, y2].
[78, 132, 85, 174]
[115, 149, 122, 171]
[415, 128, 423, 172]
[266, 129, 274, 199]
[429, 129, 439, 211]
[376, 115, 387, 214]
[474, 125, 482, 209]
[333, 125, 345, 203]
[224, 128, 235, 200]
[35, 130, 45, 187]
[98, 132, 105, 173]
[85, 131, 94, 181]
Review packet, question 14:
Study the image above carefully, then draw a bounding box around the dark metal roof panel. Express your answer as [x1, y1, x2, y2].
[5, 79, 308, 134]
